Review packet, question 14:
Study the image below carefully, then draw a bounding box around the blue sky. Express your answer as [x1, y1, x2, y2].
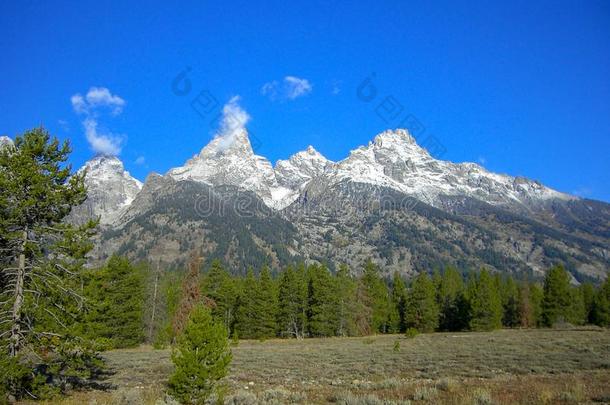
[1, 0, 609, 201]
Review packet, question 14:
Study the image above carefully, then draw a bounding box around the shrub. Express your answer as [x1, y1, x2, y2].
[168, 304, 232, 404]
[405, 328, 419, 339]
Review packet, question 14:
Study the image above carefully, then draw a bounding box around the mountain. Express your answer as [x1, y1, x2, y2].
[167, 129, 296, 209]
[275, 145, 332, 190]
[81, 129, 609, 282]
[70, 155, 142, 224]
[0, 136, 13, 148]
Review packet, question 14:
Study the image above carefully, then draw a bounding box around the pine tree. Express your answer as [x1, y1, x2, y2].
[277, 265, 306, 338]
[307, 264, 339, 337]
[82, 255, 145, 348]
[202, 260, 238, 334]
[169, 304, 232, 404]
[389, 271, 408, 333]
[405, 272, 439, 332]
[361, 260, 392, 333]
[500, 275, 520, 327]
[0, 128, 99, 399]
[529, 283, 544, 327]
[567, 285, 586, 325]
[438, 267, 468, 331]
[234, 269, 257, 339]
[468, 270, 502, 331]
[335, 264, 359, 336]
[235, 267, 278, 339]
[581, 282, 596, 324]
[541, 264, 572, 326]
[254, 266, 278, 338]
[591, 277, 610, 327]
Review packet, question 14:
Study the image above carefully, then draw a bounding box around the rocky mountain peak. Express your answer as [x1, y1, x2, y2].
[0, 136, 14, 148]
[198, 128, 254, 159]
[168, 129, 296, 209]
[72, 155, 143, 224]
[275, 145, 332, 190]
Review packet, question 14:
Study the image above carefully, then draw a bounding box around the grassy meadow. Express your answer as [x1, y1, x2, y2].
[22, 328, 610, 405]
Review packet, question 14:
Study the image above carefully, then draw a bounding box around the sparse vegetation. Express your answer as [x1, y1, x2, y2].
[19, 329, 610, 404]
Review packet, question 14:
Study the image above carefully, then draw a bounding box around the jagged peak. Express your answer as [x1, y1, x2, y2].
[285, 144, 331, 164]
[80, 155, 143, 189]
[0, 136, 13, 148]
[198, 128, 254, 158]
[373, 128, 417, 146]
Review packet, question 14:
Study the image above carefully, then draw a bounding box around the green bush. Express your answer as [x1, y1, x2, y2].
[405, 328, 419, 339]
[168, 304, 232, 404]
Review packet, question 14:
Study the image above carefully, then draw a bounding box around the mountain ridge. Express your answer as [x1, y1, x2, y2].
[75, 128, 609, 280]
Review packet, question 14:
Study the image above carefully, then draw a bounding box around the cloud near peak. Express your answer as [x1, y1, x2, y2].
[214, 96, 251, 151]
[71, 87, 126, 156]
[261, 76, 312, 101]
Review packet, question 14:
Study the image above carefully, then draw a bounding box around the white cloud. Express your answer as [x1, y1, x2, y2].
[261, 76, 312, 101]
[71, 87, 125, 115]
[214, 96, 251, 151]
[83, 118, 123, 156]
[135, 156, 146, 165]
[71, 94, 87, 114]
[85, 87, 126, 115]
[71, 87, 126, 156]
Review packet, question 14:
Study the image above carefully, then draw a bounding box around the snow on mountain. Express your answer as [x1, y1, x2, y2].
[164, 128, 573, 212]
[76, 155, 143, 223]
[167, 128, 297, 209]
[275, 145, 332, 189]
[322, 129, 574, 207]
[0, 136, 13, 148]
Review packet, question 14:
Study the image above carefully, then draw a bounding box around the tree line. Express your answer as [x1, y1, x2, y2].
[80, 254, 610, 351]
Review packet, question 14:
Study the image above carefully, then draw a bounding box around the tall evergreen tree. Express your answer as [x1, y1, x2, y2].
[234, 269, 257, 339]
[0, 128, 99, 399]
[405, 273, 439, 332]
[591, 277, 610, 327]
[255, 266, 278, 337]
[438, 267, 468, 331]
[82, 255, 145, 348]
[0, 128, 96, 356]
[541, 264, 572, 326]
[202, 260, 238, 334]
[361, 260, 392, 333]
[235, 267, 278, 339]
[500, 275, 520, 327]
[580, 282, 596, 324]
[277, 265, 307, 338]
[389, 271, 408, 333]
[335, 264, 363, 336]
[307, 264, 339, 337]
[468, 270, 502, 331]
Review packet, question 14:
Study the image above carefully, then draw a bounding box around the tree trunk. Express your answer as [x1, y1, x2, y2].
[9, 230, 27, 357]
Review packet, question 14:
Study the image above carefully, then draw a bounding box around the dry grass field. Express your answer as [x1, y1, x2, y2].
[24, 328, 610, 404]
